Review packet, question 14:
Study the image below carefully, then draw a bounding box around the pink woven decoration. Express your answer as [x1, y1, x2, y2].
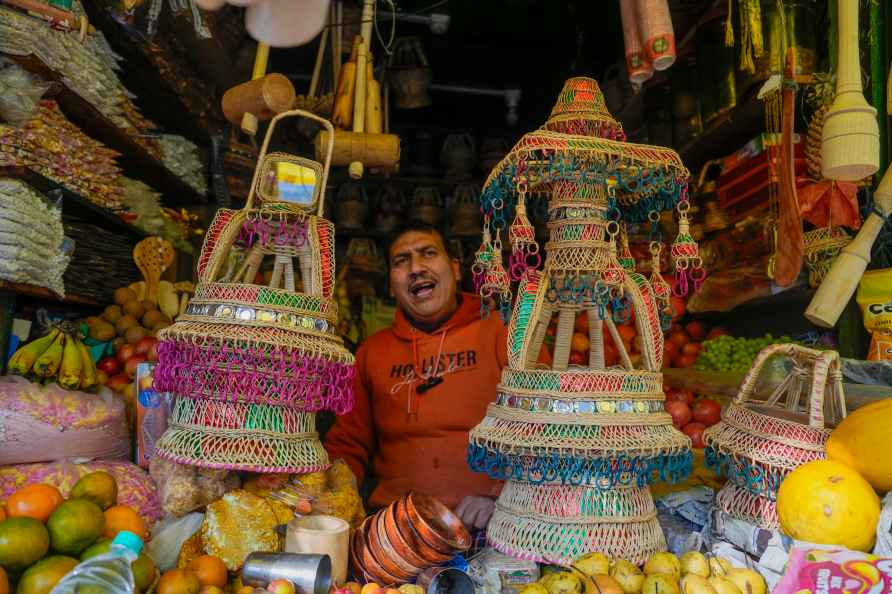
[635, 0, 676, 71]
[620, 0, 654, 84]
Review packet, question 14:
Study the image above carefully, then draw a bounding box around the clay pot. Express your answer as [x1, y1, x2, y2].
[411, 186, 443, 226]
[335, 183, 368, 230]
[441, 133, 476, 179]
[389, 37, 432, 109]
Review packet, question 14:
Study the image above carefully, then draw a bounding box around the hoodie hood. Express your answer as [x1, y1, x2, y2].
[391, 293, 485, 340]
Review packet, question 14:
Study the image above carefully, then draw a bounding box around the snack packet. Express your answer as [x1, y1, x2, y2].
[856, 269, 892, 361]
[774, 547, 892, 594]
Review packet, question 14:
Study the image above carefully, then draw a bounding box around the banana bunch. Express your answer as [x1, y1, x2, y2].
[8, 325, 97, 391]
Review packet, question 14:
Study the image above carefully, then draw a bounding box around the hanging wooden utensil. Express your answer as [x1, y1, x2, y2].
[222, 42, 296, 136]
[133, 237, 175, 304]
[806, 167, 892, 327]
[773, 48, 805, 287]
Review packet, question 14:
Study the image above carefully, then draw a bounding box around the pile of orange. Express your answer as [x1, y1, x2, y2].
[156, 555, 228, 594]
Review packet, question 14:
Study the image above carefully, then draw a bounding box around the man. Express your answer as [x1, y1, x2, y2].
[325, 222, 507, 530]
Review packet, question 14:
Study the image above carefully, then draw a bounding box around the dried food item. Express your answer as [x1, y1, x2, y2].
[201, 489, 281, 571]
[149, 456, 238, 518]
[158, 134, 207, 195]
[0, 59, 53, 126]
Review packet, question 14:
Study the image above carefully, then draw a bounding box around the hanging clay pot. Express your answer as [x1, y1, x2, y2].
[335, 182, 369, 230]
[406, 130, 437, 177]
[441, 133, 476, 180]
[479, 136, 509, 173]
[388, 37, 432, 109]
[411, 186, 443, 226]
[374, 184, 405, 234]
[346, 238, 385, 275]
[449, 182, 481, 236]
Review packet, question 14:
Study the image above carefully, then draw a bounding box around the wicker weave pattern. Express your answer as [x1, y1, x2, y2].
[713, 482, 780, 530]
[497, 481, 656, 521]
[487, 506, 665, 566]
[198, 209, 239, 279]
[193, 284, 338, 320]
[500, 368, 663, 394]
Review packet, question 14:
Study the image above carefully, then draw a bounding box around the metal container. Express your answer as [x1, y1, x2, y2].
[416, 568, 475, 594]
[242, 552, 332, 594]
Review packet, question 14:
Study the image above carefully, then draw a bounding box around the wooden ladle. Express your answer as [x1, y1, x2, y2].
[133, 237, 175, 303]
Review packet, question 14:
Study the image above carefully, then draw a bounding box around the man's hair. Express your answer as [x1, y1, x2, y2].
[386, 221, 456, 261]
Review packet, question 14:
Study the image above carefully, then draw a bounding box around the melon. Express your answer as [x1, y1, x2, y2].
[826, 398, 892, 492]
[777, 459, 880, 552]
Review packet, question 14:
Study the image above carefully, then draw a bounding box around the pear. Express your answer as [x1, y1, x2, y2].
[398, 586, 425, 594]
[680, 552, 710, 578]
[708, 557, 731, 578]
[642, 574, 680, 594]
[644, 552, 682, 581]
[543, 572, 583, 594]
[519, 585, 550, 594]
[725, 569, 766, 594]
[707, 577, 742, 594]
[574, 552, 611, 577]
[680, 575, 716, 594]
[591, 575, 625, 594]
[610, 560, 645, 594]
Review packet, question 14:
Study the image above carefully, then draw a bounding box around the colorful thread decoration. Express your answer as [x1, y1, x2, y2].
[670, 198, 706, 296]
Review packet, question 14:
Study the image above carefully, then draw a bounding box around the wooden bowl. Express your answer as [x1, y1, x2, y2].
[357, 517, 404, 586]
[394, 497, 454, 564]
[405, 492, 472, 553]
[382, 501, 432, 569]
[375, 510, 424, 575]
[366, 513, 418, 580]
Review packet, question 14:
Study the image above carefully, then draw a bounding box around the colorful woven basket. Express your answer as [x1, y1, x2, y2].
[704, 344, 846, 529]
[466, 77, 694, 563]
[155, 110, 354, 472]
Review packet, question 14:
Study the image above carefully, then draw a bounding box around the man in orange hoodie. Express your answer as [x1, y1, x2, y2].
[324, 223, 506, 529]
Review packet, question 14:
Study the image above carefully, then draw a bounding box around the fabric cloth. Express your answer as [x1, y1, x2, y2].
[325, 293, 507, 509]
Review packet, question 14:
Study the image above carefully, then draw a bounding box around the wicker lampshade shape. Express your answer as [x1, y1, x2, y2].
[466, 78, 692, 564]
[155, 110, 354, 473]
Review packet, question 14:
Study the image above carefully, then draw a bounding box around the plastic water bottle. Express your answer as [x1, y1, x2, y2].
[50, 531, 143, 594]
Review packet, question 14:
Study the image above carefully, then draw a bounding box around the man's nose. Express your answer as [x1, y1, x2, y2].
[409, 253, 426, 274]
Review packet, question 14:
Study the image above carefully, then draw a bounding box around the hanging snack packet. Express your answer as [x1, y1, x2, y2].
[856, 269, 892, 361]
[774, 547, 892, 594]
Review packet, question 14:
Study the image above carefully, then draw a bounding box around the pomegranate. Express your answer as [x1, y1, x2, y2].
[116, 344, 136, 365]
[675, 353, 698, 368]
[665, 388, 694, 406]
[663, 339, 679, 360]
[96, 356, 120, 376]
[106, 373, 130, 392]
[682, 422, 707, 448]
[666, 400, 692, 429]
[692, 398, 722, 426]
[682, 342, 702, 355]
[706, 326, 729, 340]
[685, 320, 708, 341]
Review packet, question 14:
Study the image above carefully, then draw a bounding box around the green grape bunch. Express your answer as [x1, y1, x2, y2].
[692, 334, 794, 373]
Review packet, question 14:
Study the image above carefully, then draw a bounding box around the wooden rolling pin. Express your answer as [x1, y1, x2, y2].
[222, 43, 296, 136]
[805, 165, 892, 327]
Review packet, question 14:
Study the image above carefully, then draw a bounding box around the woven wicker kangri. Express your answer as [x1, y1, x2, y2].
[154, 110, 354, 473]
[466, 77, 694, 565]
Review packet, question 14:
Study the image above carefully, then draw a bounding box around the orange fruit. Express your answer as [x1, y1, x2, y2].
[47, 498, 105, 556]
[187, 555, 228, 588]
[157, 569, 201, 594]
[7, 484, 63, 523]
[103, 505, 147, 540]
[15, 555, 78, 594]
[70, 471, 118, 510]
[0, 566, 7, 594]
[570, 332, 590, 353]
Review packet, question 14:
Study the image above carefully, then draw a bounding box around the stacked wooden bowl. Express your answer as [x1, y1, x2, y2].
[350, 492, 471, 585]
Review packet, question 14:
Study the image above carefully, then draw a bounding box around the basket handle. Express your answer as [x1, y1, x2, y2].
[735, 343, 845, 429]
[245, 109, 335, 217]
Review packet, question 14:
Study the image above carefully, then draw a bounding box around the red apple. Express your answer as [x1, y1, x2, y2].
[665, 388, 694, 406]
[97, 356, 120, 376]
[574, 312, 588, 333]
[706, 326, 729, 340]
[666, 400, 692, 429]
[135, 336, 157, 356]
[146, 340, 160, 362]
[569, 351, 586, 366]
[267, 579, 296, 594]
[663, 339, 679, 361]
[116, 344, 136, 365]
[685, 321, 708, 341]
[106, 373, 130, 392]
[682, 342, 702, 356]
[692, 398, 722, 426]
[124, 354, 147, 378]
[682, 422, 707, 448]
[676, 353, 698, 368]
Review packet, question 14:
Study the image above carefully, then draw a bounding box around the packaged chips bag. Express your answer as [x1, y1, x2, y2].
[774, 547, 892, 594]
[856, 269, 892, 361]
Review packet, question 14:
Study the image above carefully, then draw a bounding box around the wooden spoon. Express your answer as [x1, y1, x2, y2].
[133, 237, 175, 303]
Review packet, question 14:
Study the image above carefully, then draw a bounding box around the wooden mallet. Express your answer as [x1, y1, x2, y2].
[222, 42, 296, 136]
[805, 166, 892, 327]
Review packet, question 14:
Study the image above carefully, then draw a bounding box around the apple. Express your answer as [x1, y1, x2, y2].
[706, 326, 729, 340]
[666, 400, 692, 429]
[692, 398, 722, 426]
[200, 587, 225, 594]
[124, 354, 148, 378]
[135, 336, 157, 356]
[344, 583, 362, 594]
[116, 344, 136, 365]
[267, 580, 296, 594]
[569, 351, 586, 365]
[106, 373, 130, 392]
[682, 422, 707, 448]
[685, 320, 708, 341]
[97, 356, 120, 375]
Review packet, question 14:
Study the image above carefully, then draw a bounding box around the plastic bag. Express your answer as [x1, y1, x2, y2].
[705, 509, 792, 591]
[0, 59, 53, 127]
[149, 456, 239, 518]
[148, 512, 204, 571]
[774, 546, 892, 593]
[875, 492, 892, 557]
[468, 548, 539, 594]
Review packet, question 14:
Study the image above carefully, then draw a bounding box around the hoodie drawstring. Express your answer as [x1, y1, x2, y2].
[409, 327, 448, 417]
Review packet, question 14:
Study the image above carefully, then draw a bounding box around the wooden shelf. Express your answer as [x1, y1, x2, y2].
[679, 99, 765, 173]
[662, 367, 892, 412]
[5, 53, 207, 208]
[0, 280, 99, 307]
[0, 165, 148, 241]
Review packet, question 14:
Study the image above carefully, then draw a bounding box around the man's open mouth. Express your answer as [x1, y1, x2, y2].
[409, 280, 437, 298]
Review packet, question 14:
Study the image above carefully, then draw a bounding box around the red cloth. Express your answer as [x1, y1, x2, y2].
[798, 179, 861, 230]
[324, 293, 507, 510]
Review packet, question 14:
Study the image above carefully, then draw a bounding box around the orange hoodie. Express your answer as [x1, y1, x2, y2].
[324, 293, 506, 510]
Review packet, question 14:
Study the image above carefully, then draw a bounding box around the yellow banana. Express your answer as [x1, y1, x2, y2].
[32, 331, 65, 379]
[58, 334, 83, 390]
[75, 339, 97, 390]
[8, 327, 61, 375]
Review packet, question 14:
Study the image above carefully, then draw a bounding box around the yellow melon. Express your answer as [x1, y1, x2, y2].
[777, 459, 880, 552]
[826, 398, 892, 493]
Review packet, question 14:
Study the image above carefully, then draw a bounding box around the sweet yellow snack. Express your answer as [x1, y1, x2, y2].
[202, 490, 280, 570]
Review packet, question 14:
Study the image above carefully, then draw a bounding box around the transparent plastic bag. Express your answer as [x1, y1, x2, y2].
[0, 59, 53, 127]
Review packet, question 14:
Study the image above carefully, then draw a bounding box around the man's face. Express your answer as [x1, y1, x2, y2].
[389, 230, 461, 325]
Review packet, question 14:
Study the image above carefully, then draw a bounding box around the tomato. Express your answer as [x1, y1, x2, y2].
[685, 320, 708, 341]
[571, 332, 590, 353]
[665, 388, 694, 406]
[574, 312, 588, 333]
[116, 344, 136, 365]
[569, 351, 586, 366]
[682, 342, 701, 355]
[675, 353, 698, 368]
[135, 336, 157, 356]
[706, 326, 729, 339]
[669, 331, 690, 348]
[663, 339, 679, 360]
[666, 401, 692, 429]
[682, 422, 707, 448]
[692, 398, 722, 426]
[669, 296, 686, 321]
[617, 325, 637, 345]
